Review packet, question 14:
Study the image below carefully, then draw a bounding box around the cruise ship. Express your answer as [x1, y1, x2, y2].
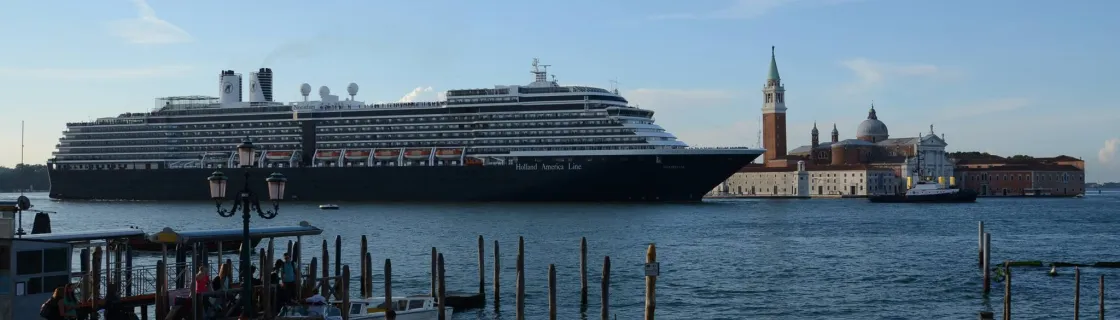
[47, 60, 764, 202]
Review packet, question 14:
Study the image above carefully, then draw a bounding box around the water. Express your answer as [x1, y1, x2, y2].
[6, 191, 1120, 319]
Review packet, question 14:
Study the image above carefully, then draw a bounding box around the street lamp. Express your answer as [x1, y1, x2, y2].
[207, 138, 287, 318]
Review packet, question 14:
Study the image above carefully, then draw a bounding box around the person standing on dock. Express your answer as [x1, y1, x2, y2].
[281, 253, 297, 302]
[61, 284, 78, 320]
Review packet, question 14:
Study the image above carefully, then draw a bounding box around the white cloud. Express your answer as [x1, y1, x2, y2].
[0, 65, 193, 80]
[1100, 138, 1120, 165]
[106, 0, 192, 44]
[649, 0, 865, 20]
[397, 86, 445, 102]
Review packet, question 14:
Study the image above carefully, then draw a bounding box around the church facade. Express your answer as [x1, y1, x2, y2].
[711, 47, 953, 197]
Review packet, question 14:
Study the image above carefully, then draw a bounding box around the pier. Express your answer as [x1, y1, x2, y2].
[1, 212, 664, 319]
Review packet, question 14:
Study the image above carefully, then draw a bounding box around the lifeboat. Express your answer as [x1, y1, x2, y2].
[373, 149, 400, 160]
[265, 151, 293, 160]
[315, 150, 341, 160]
[465, 158, 483, 166]
[435, 148, 463, 159]
[344, 150, 371, 159]
[403, 148, 432, 160]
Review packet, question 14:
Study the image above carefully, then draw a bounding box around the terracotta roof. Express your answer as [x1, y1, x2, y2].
[1037, 155, 1082, 162]
[737, 163, 894, 173]
[956, 164, 1082, 172]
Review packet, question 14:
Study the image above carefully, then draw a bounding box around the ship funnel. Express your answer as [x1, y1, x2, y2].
[218, 70, 242, 104]
[248, 72, 266, 103]
[258, 68, 274, 101]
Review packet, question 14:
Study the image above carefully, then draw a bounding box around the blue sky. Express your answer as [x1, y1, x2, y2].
[1, 0, 1118, 181]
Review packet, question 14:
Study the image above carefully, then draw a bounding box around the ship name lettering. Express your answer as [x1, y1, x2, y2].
[515, 163, 583, 171]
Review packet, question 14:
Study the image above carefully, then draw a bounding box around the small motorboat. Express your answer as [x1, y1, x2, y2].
[319, 204, 340, 210]
[278, 295, 344, 320]
[337, 296, 453, 320]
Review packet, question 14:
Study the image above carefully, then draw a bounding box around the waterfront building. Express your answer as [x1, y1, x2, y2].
[953, 155, 1085, 196]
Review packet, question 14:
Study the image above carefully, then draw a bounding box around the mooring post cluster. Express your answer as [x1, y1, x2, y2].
[415, 235, 657, 319]
[131, 233, 660, 319]
[976, 221, 1108, 319]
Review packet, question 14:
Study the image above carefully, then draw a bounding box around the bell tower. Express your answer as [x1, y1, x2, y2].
[761, 46, 787, 165]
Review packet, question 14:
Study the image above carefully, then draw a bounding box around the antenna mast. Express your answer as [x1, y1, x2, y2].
[530, 58, 551, 84]
[609, 78, 620, 95]
[20, 120, 24, 196]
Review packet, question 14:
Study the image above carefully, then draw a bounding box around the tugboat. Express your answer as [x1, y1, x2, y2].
[868, 153, 978, 203]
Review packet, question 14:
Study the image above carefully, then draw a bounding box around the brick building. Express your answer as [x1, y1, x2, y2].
[953, 155, 1085, 196]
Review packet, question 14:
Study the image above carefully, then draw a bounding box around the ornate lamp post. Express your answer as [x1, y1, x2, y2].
[207, 138, 287, 318]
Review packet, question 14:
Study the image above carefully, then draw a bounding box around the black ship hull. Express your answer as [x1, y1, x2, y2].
[48, 153, 759, 202]
[867, 189, 978, 203]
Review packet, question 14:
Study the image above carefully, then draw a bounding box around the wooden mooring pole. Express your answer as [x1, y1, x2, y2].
[581, 236, 588, 305]
[360, 235, 368, 298]
[322, 240, 330, 296]
[645, 243, 657, 320]
[342, 265, 351, 320]
[517, 236, 525, 320]
[601, 256, 611, 320]
[983, 233, 991, 294]
[548, 264, 557, 320]
[386, 258, 395, 320]
[430, 247, 438, 297]
[438, 253, 447, 320]
[1003, 261, 1011, 320]
[1076, 267, 1081, 318]
[978, 221, 984, 267]
[493, 240, 500, 306]
[478, 235, 486, 302]
[365, 251, 374, 299]
[1100, 275, 1105, 320]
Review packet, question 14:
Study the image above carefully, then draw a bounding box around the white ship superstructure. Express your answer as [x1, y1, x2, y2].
[52, 59, 726, 172]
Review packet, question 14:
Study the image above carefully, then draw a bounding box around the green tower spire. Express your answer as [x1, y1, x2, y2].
[767, 46, 780, 81]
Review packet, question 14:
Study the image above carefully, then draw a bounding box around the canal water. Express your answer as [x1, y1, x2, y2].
[5, 191, 1120, 319]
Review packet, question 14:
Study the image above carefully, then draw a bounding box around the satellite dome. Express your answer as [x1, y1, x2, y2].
[300, 83, 312, 96]
[856, 105, 889, 142]
[319, 86, 330, 97]
[347, 83, 359, 96]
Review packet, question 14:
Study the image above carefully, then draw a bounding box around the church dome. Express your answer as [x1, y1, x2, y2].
[856, 104, 889, 142]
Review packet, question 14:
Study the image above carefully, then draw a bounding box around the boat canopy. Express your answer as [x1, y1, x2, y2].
[17, 228, 146, 243]
[148, 221, 323, 244]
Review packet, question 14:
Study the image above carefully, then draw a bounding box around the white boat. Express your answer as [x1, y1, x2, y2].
[319, 204, 340, 210]
[338, 296, 454, 320]
[278, 295, 344, 320]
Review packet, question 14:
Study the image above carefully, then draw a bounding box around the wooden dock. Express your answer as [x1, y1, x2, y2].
[55, 231, 662, 320]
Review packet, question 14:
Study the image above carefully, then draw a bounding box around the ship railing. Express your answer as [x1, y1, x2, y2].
[683, 146, 760, 150]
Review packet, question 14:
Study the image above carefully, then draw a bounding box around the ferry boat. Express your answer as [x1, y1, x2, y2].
[46, 60, 764, 202]
[867, 180, 978, 203]
[868, 153, 977, 203]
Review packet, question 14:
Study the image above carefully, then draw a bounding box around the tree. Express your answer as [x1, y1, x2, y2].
[0, 164, 50, 192]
